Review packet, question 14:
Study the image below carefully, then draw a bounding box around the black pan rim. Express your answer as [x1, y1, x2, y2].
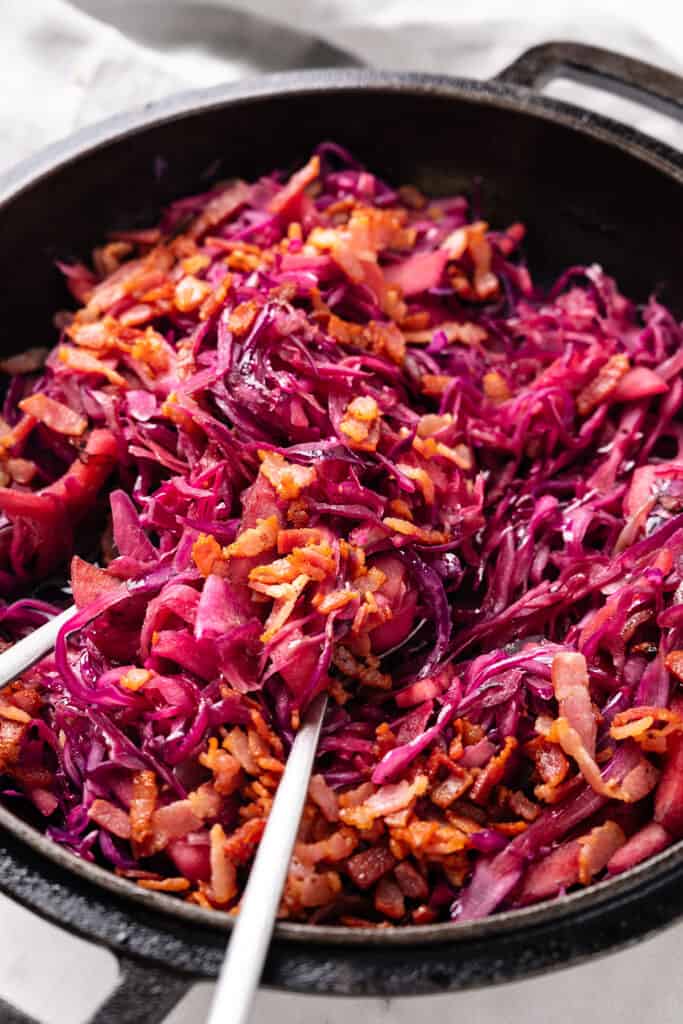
[3, 800, 683, 948]
[0, 69, 681, 215]
[1, 66, 682, 957]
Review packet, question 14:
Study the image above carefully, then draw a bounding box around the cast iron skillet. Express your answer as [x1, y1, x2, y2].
[0, 40, 682, 1024]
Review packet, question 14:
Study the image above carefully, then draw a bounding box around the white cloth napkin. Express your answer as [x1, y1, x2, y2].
[2, 0, 682, 175]
[2, 2, 683, 1022]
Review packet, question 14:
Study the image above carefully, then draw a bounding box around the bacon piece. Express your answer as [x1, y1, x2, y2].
[374, 875, 405, 920]
[19, 393, 88, 436]
[430, 768, 473, 809]
[57, 345, 127, 387]
[296, 829, 357, 866]
[551, 652, 596, 755]
[308, 774, 339, 822]
[346, 845, 396, 889]
[130, 770, 158, 845]
[607, 822, 672, 875]
[284, 857, 342, 910]
[577, 821, 626, 884]
[199, 741, 242, 797]
[340, 777, 428, 830]
[528, 741, 569, 786]
[209, 824, 237, 904]
[259, 450, 316, 499]
[576, 353, 630, 415]
[383, 250, 450, 296]
[226, 516, 279, 558]
[149, 800, 203, 853]
[269, 155, 320, 219]
[192, 534, 228, 578]
[187, 782, 222, 821]
[137, 877, 191, 893]
[339, 395, 381, 452]
[89, 799, 132, 839]
[394, 860, 429, 901]
[470, 738, 517, 804]
[174, 275, 211, 313]
[223, 728, 258, 774]
[0, 715, 28, 772]
[223, 818, 266, 865]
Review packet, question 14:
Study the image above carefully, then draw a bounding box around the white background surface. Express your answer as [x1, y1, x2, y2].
[2, 1, 683, 1021]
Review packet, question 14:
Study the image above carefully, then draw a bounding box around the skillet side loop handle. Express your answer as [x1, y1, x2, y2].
[88, 952, 193, 1024]
[496, 41, 683, 121]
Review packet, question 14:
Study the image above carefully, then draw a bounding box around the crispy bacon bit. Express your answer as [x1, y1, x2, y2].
[346, 845, 396, 889]
[149, 800, 203, 853]
[551, 651, 597, 755]
[340, 396, 381, 451]
[18, 393, 88, 438]
[394, 860, 429, 901]
[576, 353, 630, 416]
[258, 450, 316, 499]
[577, 821, 626, 884]
[224, 728, 258, 774]
[374, 875, 405, 920]
[137, 877, 191, 892]
[442, 221, 498, 300]
[259, 573, 309, 643]
[192, 533, 228, 577]
[340, 777, 428, 830]
[309, 774, 339, 822]
[119, 668, 152, 692]
[223, 817, 266, 865]
[174, 275, 212, 313]
[269, 155, 320, 217]
[553, 716, 659, 802]
[284, 858, 342, 911]
[130, 329, 170, 373]
[89, 799, 131, 839]
[130, 770, 158, 845]
[200, 738, 243, 796]
[524, 736, 569, 791]
[382, 517, 446, 544]
[431, 768, 473, 809]
[0, 705, 32, 725]
[226, 516, 279, 559]
[0, 714, 27, 773]
[470, 737, 517, 804]
[57, 345, 127, 387]
[209, 824, 237, 904]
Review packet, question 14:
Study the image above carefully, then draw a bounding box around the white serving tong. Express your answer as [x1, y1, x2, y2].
[0, 607, 327, 1024]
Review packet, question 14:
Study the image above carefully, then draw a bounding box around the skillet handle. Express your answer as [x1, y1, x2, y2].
[497, 41, 683, 120]
[0, 953, 191, 1024]
[88, 952, 193, 1024]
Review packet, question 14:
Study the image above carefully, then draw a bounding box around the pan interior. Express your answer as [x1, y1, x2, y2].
[0, 72, 682, 948]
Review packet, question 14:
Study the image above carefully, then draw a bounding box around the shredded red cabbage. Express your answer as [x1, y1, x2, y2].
[1, 143, 683, 924]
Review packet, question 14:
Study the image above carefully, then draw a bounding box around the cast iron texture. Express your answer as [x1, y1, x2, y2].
[0, 39, 682, 1022]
